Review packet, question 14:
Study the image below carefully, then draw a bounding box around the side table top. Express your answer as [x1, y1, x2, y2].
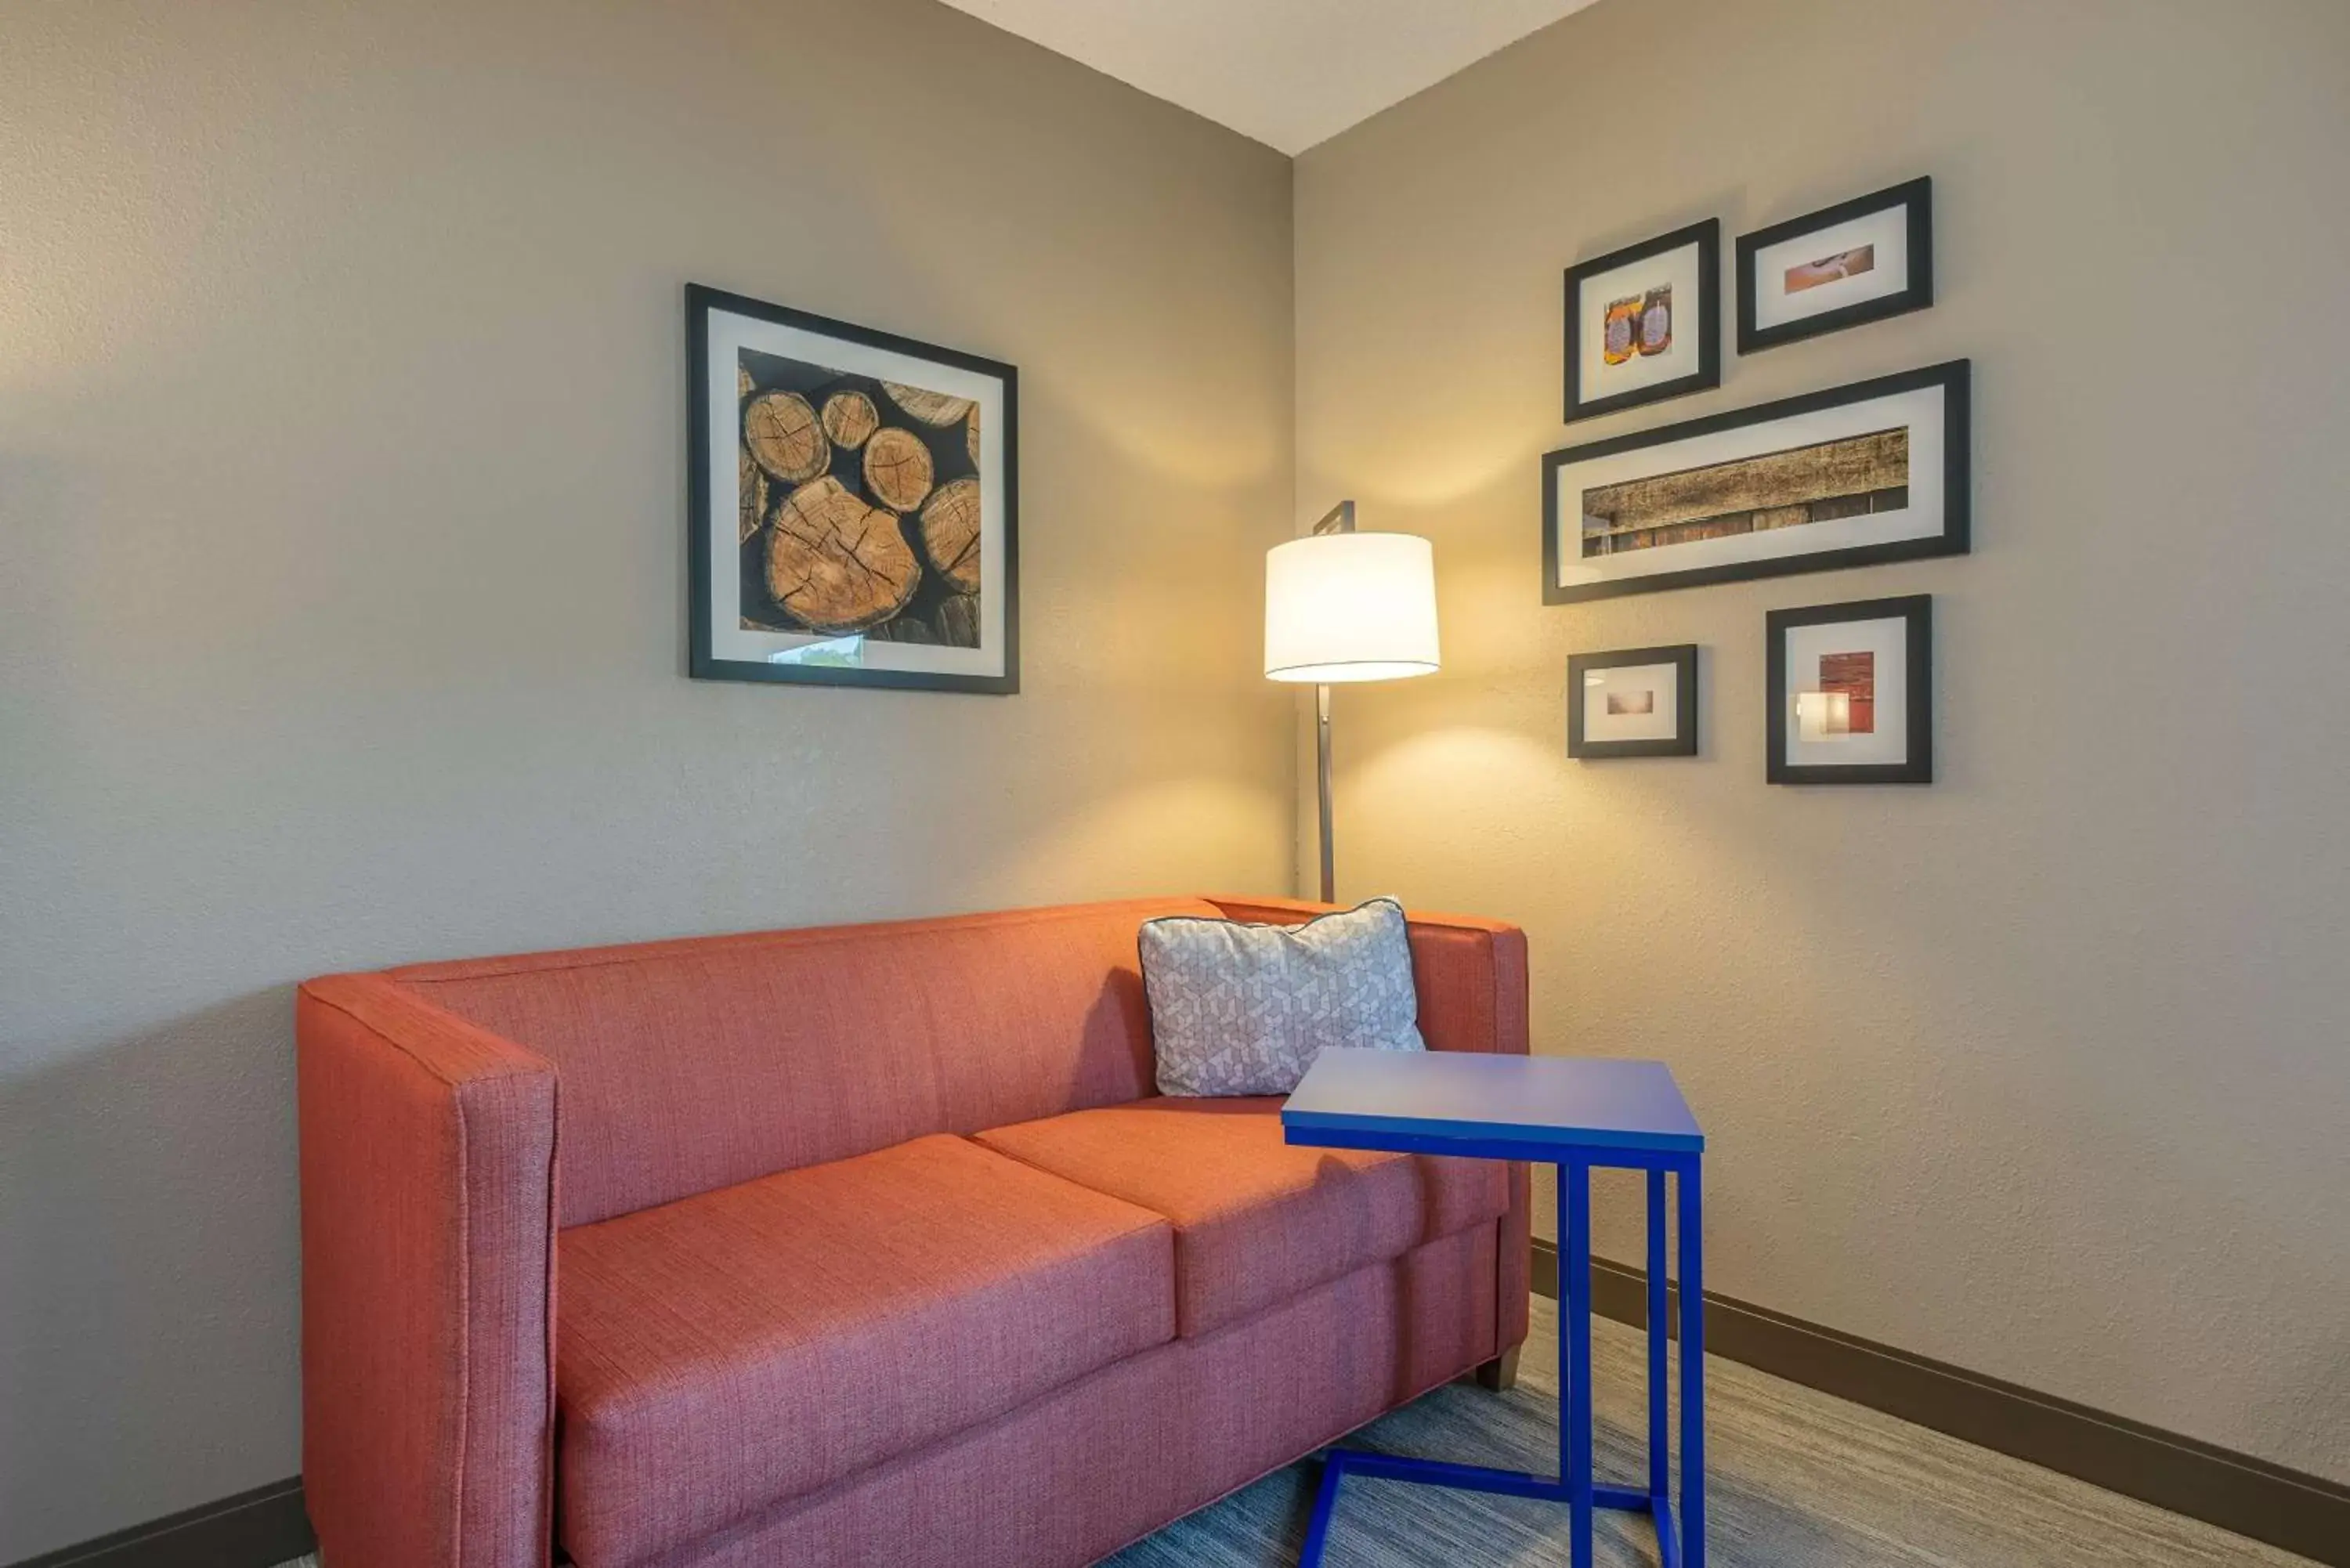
[1282, 1048, 1703, 1156]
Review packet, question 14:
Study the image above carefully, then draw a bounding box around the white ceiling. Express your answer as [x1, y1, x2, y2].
[938, 0, 1604, 155]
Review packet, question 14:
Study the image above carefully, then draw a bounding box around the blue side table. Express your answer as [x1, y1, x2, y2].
[1282, 1049, 1706, 1568]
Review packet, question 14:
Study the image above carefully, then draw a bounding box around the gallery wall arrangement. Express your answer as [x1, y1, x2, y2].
[689, 284, 1021, 695]
[1549, 176, 1958, 787]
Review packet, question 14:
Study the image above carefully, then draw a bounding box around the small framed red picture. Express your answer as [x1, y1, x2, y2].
[1766, 595, 1932, 784]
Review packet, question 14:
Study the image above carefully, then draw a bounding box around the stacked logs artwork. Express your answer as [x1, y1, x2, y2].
[736, 350, 983, 645]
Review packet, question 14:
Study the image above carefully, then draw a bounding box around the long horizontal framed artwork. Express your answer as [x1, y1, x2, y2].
[1541, 359, 1969, 605]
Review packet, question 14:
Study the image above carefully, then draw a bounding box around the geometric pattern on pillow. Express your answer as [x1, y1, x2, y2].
[1140, 897, 1425, 1097]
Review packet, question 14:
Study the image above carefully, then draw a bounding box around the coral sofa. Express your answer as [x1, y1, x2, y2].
[296, 895, 1530, 1568]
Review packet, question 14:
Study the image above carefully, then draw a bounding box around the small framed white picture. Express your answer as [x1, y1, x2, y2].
[1564, 219, 1719, 423]
[1568, 645, 1698, 759]
[1737, 177, 1932, 354]
[1766, 595, 1932, 784]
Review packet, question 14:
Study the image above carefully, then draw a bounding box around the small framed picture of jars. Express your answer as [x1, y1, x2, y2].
[1564, 218, 1719, 424]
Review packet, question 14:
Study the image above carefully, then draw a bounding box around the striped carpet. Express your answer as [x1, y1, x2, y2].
[277, 1299, 2314, 1566]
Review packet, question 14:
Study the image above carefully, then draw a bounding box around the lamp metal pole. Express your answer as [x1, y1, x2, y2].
[1315, 681, 1335, 903]
[1308, 499, 1354, 905]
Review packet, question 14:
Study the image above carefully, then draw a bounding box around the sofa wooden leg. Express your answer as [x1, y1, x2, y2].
[1473, 1346, 1522, 1393]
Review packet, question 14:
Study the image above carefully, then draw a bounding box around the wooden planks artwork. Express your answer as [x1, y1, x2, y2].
[1581, 428, 1907, 557]
[738, 349, 985, 645]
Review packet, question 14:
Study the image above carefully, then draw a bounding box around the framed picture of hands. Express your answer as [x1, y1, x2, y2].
[1564, 219, 1720, 424]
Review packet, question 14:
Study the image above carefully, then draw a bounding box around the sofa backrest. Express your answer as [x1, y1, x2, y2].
[388, 897, 1219, 1227]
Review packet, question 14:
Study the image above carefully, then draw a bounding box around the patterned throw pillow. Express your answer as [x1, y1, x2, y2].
[1140, 898, 1426, 1097]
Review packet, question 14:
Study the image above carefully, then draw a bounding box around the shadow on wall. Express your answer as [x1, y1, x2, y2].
[0, 988, 303, 1559]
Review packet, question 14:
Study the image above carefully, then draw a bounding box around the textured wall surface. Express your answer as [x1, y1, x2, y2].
[0, 1, 1294, 1556]
[1292, 0, 2350, 1483]
[7, 0, 2349, 1552]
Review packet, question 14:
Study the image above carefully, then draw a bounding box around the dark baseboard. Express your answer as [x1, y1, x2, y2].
[9, 1477, 313, 1568]
[1531, 1238, 2350, 1568]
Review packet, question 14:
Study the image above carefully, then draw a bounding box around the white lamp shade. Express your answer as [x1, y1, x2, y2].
[1264, 531, 1440, 683]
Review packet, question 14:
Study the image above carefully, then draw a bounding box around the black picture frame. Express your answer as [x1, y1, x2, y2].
[1766, 594, 1932, 785]
[1563, 218, 1721, 424]
[1542, 359, 1970, 605]
[1567, 645, 1699, 759]
[1737, 176, 1933, 355]
[687, 283, 1020, 695]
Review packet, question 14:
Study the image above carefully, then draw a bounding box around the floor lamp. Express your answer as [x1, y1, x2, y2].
[1263, 501, 1441, 904]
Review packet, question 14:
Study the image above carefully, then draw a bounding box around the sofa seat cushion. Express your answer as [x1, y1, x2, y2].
[974, 1097, 1506, 1339]
[555, 1134, 1174, 1566]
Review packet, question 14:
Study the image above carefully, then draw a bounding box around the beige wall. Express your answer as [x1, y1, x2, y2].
[0, 0, 1294, 1555]
[1296, 0, 2350, 1483]
[7, 0, 2348, 1552]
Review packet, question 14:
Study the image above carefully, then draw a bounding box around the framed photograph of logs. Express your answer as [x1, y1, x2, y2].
[1568, 645, 1699, 759]
[1767, 594, 1932, 784]
[1542, 359, 1969, 605]
[1564, 218, 1719, 423]
[1737, 177, 1932, 355]
[688, 284, 1018, 694]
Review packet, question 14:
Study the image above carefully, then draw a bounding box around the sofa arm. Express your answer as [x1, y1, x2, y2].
[297, 974, 558, 1568]
[1205, 895, 1534, 1357]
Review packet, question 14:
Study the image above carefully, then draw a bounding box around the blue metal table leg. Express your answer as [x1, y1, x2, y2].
[1297, 1152, 1700, 1567]
[1679, 1155, 1706, 1568]
[1298, 1443, 1344, 1568]
[1321, 1447, 1628, 1505]
[1563, 1160, 1594, 1568]
[1647, 1167, 1668, 1503]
